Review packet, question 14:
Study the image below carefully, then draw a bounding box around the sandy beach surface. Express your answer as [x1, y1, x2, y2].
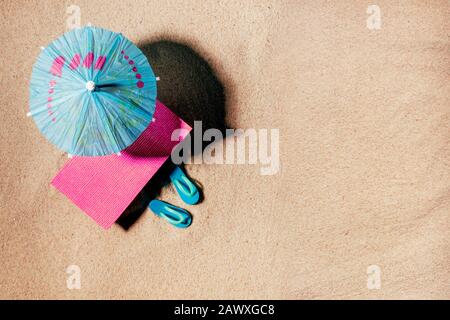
[0, 0, 449, 299]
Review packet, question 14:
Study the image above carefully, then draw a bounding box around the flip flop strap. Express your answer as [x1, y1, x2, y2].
[161, 205, 188, 225]
[173, 175, 196, 196]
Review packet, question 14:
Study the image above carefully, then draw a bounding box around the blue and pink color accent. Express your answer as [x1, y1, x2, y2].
[29, 26, 157, 156]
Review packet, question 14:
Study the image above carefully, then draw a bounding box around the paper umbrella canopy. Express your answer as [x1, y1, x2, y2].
[28, 26, 157, 156]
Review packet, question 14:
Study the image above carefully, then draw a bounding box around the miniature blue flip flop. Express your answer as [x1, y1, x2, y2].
[169, 166, 200, 205]
[149, 199, 192, 228]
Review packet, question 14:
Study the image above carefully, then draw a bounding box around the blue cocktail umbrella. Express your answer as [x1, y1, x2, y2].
[28, 26, 157, 156]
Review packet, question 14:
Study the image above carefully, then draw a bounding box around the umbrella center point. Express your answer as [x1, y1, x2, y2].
[85, 81, 96, 92]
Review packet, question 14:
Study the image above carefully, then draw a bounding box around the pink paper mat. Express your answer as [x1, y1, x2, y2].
[52, 100, 191, 229]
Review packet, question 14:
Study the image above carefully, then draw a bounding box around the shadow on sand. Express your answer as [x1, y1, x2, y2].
[116, 38, 231, 230]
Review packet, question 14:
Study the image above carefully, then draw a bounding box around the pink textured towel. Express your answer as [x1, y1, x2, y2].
[52, 100, 191, 229]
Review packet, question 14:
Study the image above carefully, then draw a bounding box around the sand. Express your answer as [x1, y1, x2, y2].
[0, 0, 449, 299]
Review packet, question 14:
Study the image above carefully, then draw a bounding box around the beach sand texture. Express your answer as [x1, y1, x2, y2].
[0, 0, 449, 299]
